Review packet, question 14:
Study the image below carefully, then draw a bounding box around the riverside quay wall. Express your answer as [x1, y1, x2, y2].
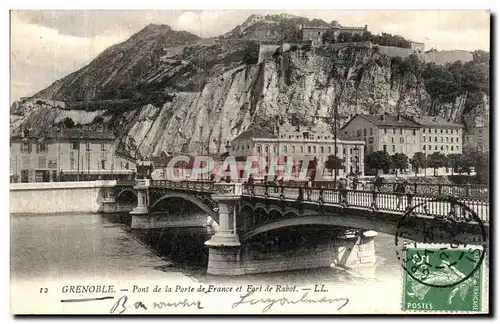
[10, 181, 118, 214]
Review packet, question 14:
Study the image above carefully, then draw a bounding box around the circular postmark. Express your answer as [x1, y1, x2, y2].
[395, 196, 487, 288]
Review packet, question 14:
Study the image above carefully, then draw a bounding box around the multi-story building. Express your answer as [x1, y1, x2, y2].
[340, 114, 464, 158]
[230, 125, 365, 177]
[300, 21, 367, 47]
[10, 128, 136, 183]
[340, 114, 422, 158]
[464, 126, 489, 153]
[415, 116, 464, 155]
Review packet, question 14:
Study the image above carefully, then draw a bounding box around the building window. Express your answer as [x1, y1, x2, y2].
[428, 145, 431, 150]
[456, 145, 459, 151]
[313, 146, 316, 154]
[273, 146, 276, 153]
[343, 148, 346, 155]
[328, 146, 332, 154]
[301, 146, 304, 153]
[400, 138, 404, 144]
[86, 142, 91, 151]
[400, 129, 403, 135]
[393, 128, 396, 134]
[264, 145, 269, 154]
[446, 129, 449, 134]
[101, 160, 106, 170]
[36, 142, 47, 153]
[257, 146, 261, 154]
[101, 143, 106, 151]
[308, 146, 311, 153]
[284, 145, 288, 153]
[434, 137, 437, 142]
[423, 129, 425, 133]
[383, 145, 387, 152]
[435, 145, 438, 150]
[370, 128, 373, 135]
[446, 145, 449, 150]
[70, 152, 75, 170]
[71, 142, 79, 150]
[451, 138, 454, 143]
[441, 146, 443, 151]
[21, 142, 30, 153]
[392, 145, 395, 152]
[413, 129, 416, 135]
[363, 129, 367, 136]
[320, 146, 324, 154]
[451, 146, 454, 151]
[292, 146, 295, 153]
[423, 136, 426, 142]
[423, 145, 426, 150]
[384, 129, 387, 134]
[391, 137, 394, 143]
[356, 129, 362, 137]
[440, 137, 443, 143]
[440, 129, 443, 133]
[38, 156, 46, 169]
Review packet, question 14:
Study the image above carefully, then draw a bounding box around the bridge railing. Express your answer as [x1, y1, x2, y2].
[116, 179, 136, 187]
[244, 184, 489, 223]
[149, 180, 242, 195]
[372, 182, 488, 200]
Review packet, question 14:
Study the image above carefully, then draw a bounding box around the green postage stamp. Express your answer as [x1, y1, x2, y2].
[402, 243, 485, 312]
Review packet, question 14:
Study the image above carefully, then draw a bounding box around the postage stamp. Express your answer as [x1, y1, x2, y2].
[402, 243, 484, 312]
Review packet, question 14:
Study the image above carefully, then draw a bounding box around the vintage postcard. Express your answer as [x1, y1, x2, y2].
[10, 9, 490, 315]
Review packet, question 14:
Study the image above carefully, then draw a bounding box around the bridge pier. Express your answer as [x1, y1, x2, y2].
[205, 194, 243, 276]
[335, 230, 378, 270]
[100, 187, 117, 213]
[130, 180, 151, 229]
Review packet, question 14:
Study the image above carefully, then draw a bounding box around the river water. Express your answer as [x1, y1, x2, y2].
[10, 212, 490, 314]
[10, 212, 401, 284]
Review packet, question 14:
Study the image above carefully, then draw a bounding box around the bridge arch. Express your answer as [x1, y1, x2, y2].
[150, 193, 219, 222]
[115, 189, 138, 202]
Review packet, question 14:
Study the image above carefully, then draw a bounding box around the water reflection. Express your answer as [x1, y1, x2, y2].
[11, 212, 401, 285]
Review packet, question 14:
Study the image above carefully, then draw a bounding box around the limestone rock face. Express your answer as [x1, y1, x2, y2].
[9, 23, 489, 157]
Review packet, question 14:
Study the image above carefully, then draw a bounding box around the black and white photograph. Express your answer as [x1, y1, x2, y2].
[9, 8, 491, 314]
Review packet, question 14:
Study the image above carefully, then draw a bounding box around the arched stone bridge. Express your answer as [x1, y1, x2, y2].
[103, 179, 489, 275]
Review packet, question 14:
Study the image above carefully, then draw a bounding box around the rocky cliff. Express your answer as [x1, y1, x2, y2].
[11, 18, 490, 158]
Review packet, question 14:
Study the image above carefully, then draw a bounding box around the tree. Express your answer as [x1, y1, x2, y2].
[474, 151, 489, 184]
[391, 153, 409, 176]
[410, 152, 427, 176]
[447, 153, 463, 174]
[62, 117, 75, 129]
[93, 116, 104, 124]
[427, 152, 447, 176]
[325, 155, 344, 176]
[366, 151, 393, 174]
[337, 32, 353, 43]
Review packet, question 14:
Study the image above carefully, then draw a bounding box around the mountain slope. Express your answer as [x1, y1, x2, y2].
[12, 17, 490, 158]
[34, 24, 201, 101]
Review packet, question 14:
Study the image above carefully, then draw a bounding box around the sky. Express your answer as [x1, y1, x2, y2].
[10, 10, 491, 103]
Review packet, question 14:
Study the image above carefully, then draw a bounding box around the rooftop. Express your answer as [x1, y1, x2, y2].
[413, 116, 464, 128]
[232, 129, 277, 142]
[12, 129, 116, 141]
[350, 114, 422, 128]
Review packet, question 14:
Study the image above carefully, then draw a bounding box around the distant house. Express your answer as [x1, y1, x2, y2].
[300, 21, 367, 47]
[10, 128, 135, 183]
[340, 114, 464, 158]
